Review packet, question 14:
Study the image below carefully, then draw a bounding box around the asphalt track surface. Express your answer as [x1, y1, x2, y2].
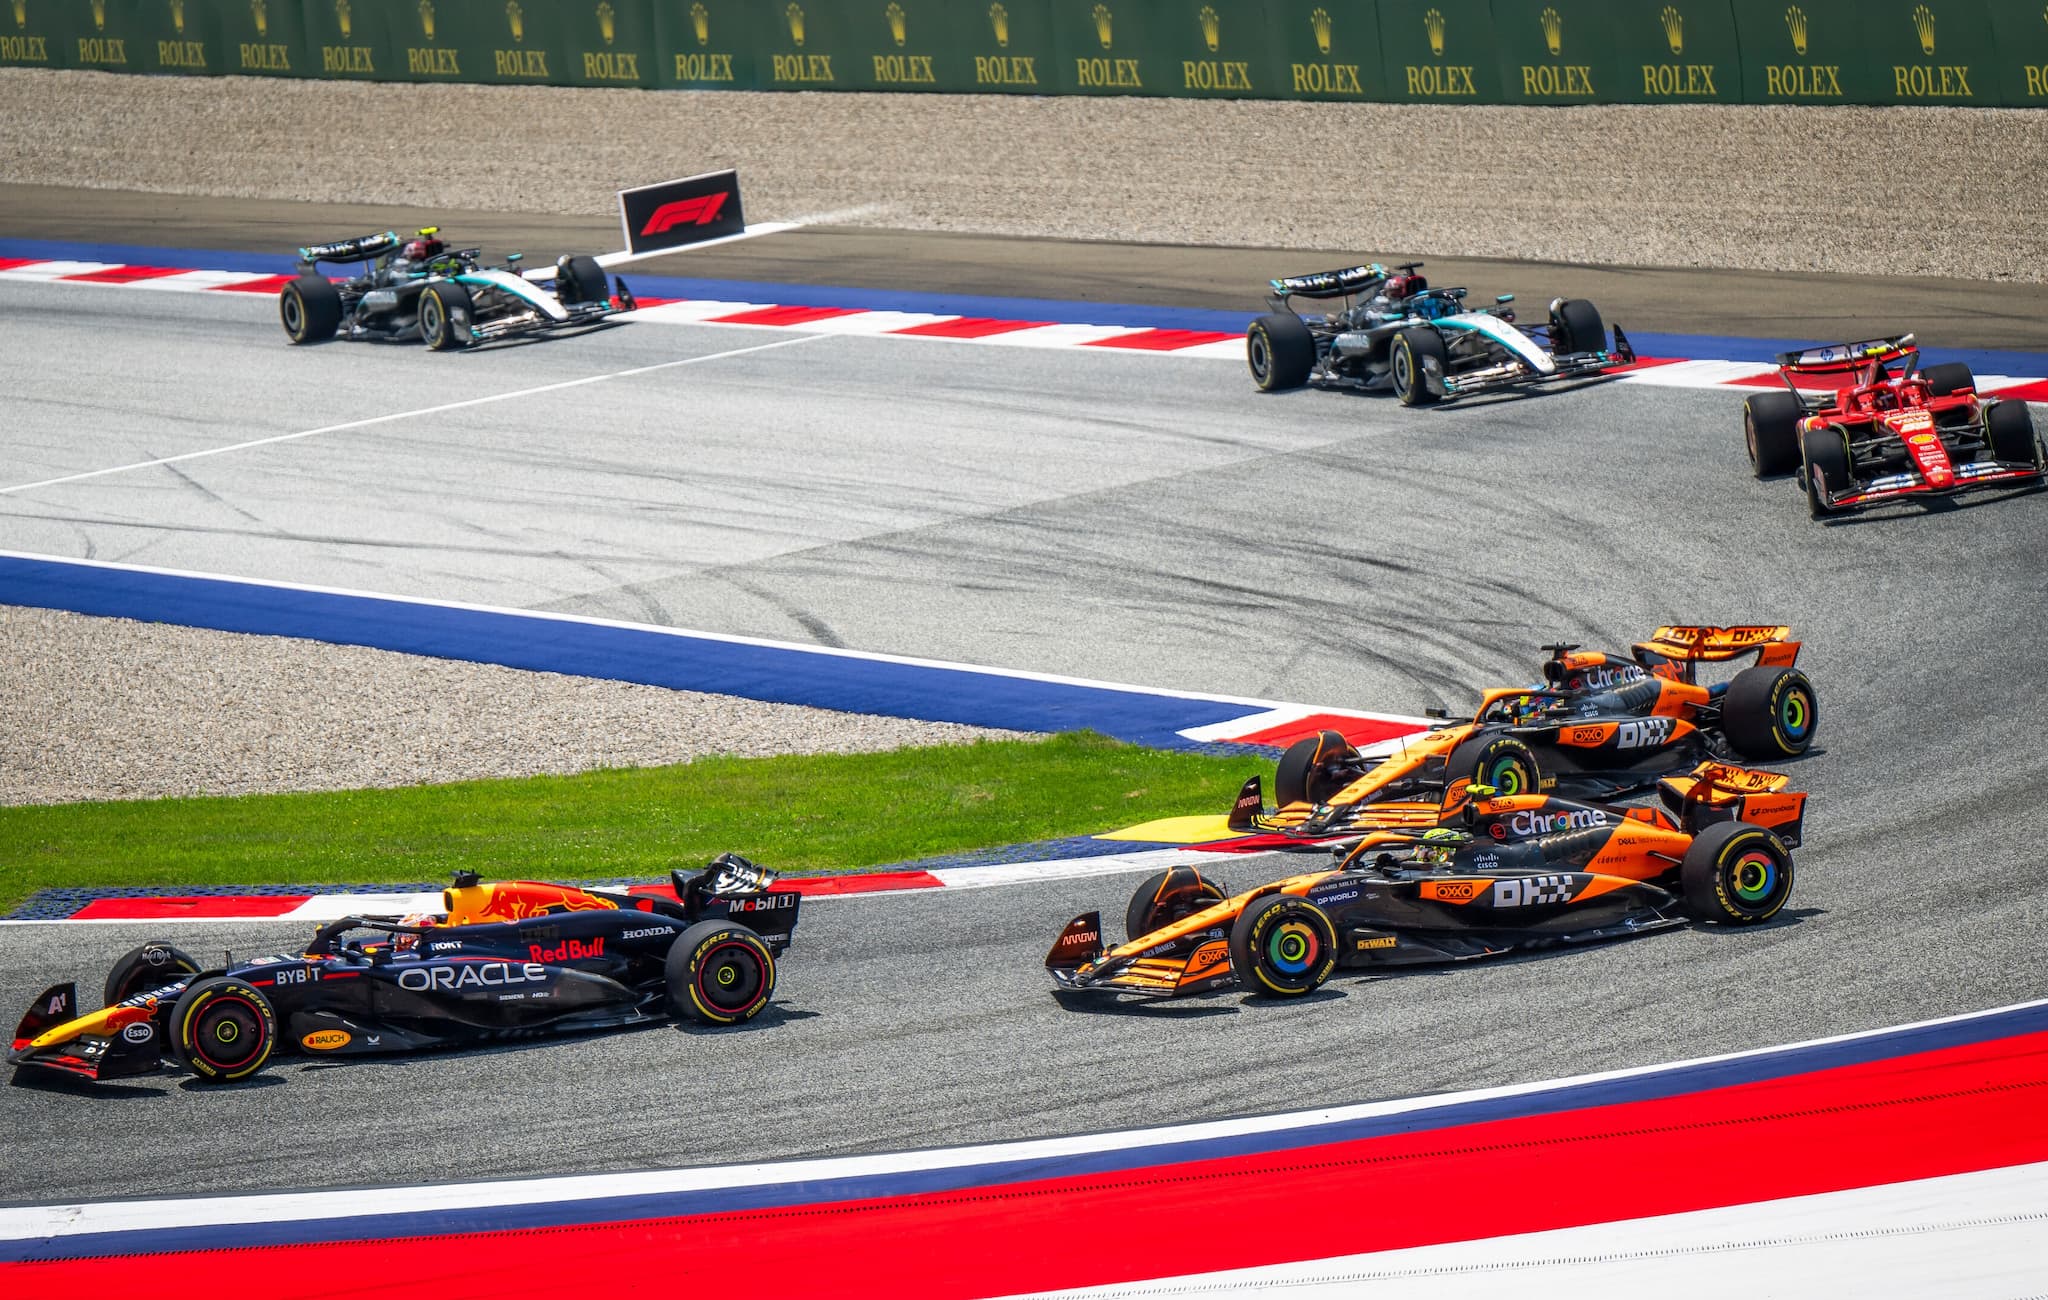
[4, 243, 2048, 1204]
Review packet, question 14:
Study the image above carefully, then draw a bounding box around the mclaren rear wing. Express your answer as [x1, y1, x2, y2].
[1657, 762, 1806, 846]
[1634, 626, 1801, 675]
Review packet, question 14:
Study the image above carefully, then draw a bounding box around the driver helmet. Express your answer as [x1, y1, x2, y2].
[403, 236, 444, 264]
[392, 910, 443, 953]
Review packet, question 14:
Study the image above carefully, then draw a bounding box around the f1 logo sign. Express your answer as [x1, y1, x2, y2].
[620, 169, 746, 255]
[640, 192, 727, 237]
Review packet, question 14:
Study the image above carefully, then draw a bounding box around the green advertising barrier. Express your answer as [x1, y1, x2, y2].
[1857, 0, 1997, 104]
[1988, 0, 2048, 104]
[654, 0, 756, 88]
[1607, 0, 1742, 102]
[1729, 0, 1880, 103]
[302, 0, 398, 79]
[559, 0, 653, 87]
[970, 0, 1056, 91]
[212, 0, 311, 76]
[377, 0, 564, 85]
[755, 0, 853, 88]
[59, 0, 148, 73]
[1266, 0, 1388, 100]
[758, 0, 1051, 93]
[1051, 0, 1165, 94]
[131, 0, 228, 75]
[2, 0, 73, 68]
[1376, 0, 1505, 101]
[1141, 0, 1282, 99]
[1488, 0, 1614, 103]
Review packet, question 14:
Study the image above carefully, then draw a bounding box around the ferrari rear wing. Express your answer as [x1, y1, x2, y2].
[1270, 264, 1386, 300]
[1634, 626, 1801, 671]
[1773, 334, 1917, 375]
[297, 232, 400, 266]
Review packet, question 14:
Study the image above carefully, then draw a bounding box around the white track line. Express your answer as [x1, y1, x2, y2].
[0, 332, 824, 495]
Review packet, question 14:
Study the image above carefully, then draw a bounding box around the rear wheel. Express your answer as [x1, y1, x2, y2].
[279, 275, 342, 344]
[1125, 867, 1229, 943]
[1921, 361, 1974, 397]
[1721, 666, 1817, 759]
[1390, 328, 1446, 406]
[104, 941, 200, 1006]
[1273, 729, 1358, 807]
[1446, 732, 1542, 798]
[1246, 312, 1316, 392]
[419, 281, 473, 350]
[1551, 298, 1605, 355]
[1986, 400, 2042, 469]
[666, 920, 776, 1025]
[557, 254, 608, 306]
[1743, 391, 1803, 478]
[171, 977, 276, 1082]
[1801, 425, 1850, 518]
[1681, 821, 1794, 924]
[1228, 893, 1338, 998]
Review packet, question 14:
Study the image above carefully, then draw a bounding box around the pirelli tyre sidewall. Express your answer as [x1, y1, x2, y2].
[1681, 822, 1794, 925]
[279, 274, 342, 344]
[1722, 665, 1817, 759]
[420, 281, 473, 351]
[171, 976, 277, 1082]
[667, 920, 777, 1026]
[1229, 893, 1338, 998]
[1448, 732, 1541, 799]
[1247, 312, 1315, 392]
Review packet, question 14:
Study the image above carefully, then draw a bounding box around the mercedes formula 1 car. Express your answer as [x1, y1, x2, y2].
[1236, 626, 1816, 840]
[9, 856, 796, 1085]
[278, 227, 635, 351]
[1743, 334, 2046, 517]
[1245, 262, 1634, 405]
[1048, 762, 1802, 1000]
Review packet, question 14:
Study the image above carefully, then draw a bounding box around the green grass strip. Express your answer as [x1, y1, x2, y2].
[0, 733, 1258, 913]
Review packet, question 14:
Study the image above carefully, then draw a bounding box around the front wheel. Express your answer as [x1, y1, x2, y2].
[1986, 400, 2042, 469]
[1721, 665, 1817, 758]
[104, 941, 201, 1006]
[666, 920, 777, 1025]
[419, 281, 473, 351]
[558, 254, 608, 306]
[171, 977, 277, 1082]
[1744, 391, 1803, 479]
[1273, 729, 1358, 807]
[1550, 298, 1605, 356]
[1681, 821, 1794, 925]
[1228, 893, 1337, 998]
[1389, 328, 1446, 406]
[1247, 312, 1316, 392]
[1801, 425, 1850, 518]
[279, 274, 342, 344]
[1125, 867, 1229, 943]
[1446, 732, 1542, 799]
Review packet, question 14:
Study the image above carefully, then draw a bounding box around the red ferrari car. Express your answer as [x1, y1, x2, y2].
[1742, 335, 2045, 517]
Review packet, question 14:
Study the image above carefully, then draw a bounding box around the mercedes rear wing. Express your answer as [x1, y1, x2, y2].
[296, 232, 400, 268]
[1269, 264, 1387, 301]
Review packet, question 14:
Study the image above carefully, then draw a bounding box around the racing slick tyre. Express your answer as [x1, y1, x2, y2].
[1743, 391, 1804, 479]
[419, 281, 473, 351]
[557, 254, 608, 307]
[170, 977, 277, 1083]
[666, 920, 777, 1026]
[279, 275, 342, 344]
[104, 941, 201, 1006]
[1680, 821, 1794, 925]
[1800, 426, 1850, 519]
[1986, 400, 2042, 470]
[1550, 299, 1605, 356]
[1390, 328, 1446, 406]
[1229, 893, 1338, 998]
[1274, 730, 1358, 808]
[1125, 867, 1230, 943]
[1921, 361, 1974, 397]
[1446, 732, 1542, 799]
[1721, 666, 1818, 759]
[1247, 312, 1315, 392]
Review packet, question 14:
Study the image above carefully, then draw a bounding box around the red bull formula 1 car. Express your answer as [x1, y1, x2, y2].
[1049, 762, 1803, 1000]
[9, 856, 797, 1085]
[1742, 335, 2046, 517]
[1235, 627, 1815, 841]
